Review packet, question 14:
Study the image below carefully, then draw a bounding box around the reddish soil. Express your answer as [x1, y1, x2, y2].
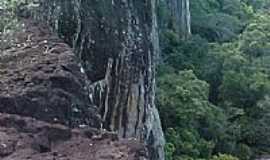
[0, 113, 148, 160]
[0, 19, 100, 127]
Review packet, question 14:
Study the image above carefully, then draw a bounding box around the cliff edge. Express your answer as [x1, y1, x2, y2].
[0, 20, 148, 160]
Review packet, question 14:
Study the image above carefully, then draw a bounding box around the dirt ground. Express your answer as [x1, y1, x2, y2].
[0, 113, 148, 160]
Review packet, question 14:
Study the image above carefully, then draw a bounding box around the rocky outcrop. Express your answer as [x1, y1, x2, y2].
[31, 1, 165, 160]
[0, 113, 148, 160]
[163, 0, 191, 37]
[0, 20, 100, 128]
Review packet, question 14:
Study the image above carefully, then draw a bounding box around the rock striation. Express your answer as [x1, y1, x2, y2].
[162, 0, 191, 38]
[31, 0, 165, 159]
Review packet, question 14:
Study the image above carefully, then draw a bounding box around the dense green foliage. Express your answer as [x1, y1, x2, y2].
[0, 0, 20, 49]
[0, 0, 36, 50]
[157, 0, 270, 160]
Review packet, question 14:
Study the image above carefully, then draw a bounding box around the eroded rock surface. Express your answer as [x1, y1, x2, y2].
[0, 113, 148, 160]
[0, 20, 100, 127]
[32, 1, 165, 159]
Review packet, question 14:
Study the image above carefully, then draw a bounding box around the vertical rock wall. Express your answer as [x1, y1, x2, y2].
[32, 0, 165, 160]
[166, 0, 191, 37]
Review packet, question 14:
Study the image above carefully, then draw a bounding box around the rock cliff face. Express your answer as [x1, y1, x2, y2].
[164, 0, 191, 37]
[0, 20, 100, 128]
[31, 0, 165, 160]
[0, 19, 149, 160]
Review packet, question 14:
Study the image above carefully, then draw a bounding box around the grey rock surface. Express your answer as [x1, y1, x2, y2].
[31, 0, 165, 159]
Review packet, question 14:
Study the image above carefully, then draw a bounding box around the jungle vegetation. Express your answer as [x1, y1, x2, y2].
[157, 0, 270, 160]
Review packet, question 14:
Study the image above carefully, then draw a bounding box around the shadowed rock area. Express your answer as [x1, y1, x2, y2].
[0, 20, 100, 128]
[0, 113, 148, 160]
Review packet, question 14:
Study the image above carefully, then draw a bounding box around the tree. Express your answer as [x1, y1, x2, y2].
[157, 70, 227, 160]
[239, 13, 270, 59]
[190, 0, 252, 42]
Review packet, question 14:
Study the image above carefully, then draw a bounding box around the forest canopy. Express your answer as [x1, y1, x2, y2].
[157, 0, 270, 160]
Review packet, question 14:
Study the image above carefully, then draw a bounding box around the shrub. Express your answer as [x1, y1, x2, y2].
[0, 0, 36, 50]
[211, 154, 239, 160]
